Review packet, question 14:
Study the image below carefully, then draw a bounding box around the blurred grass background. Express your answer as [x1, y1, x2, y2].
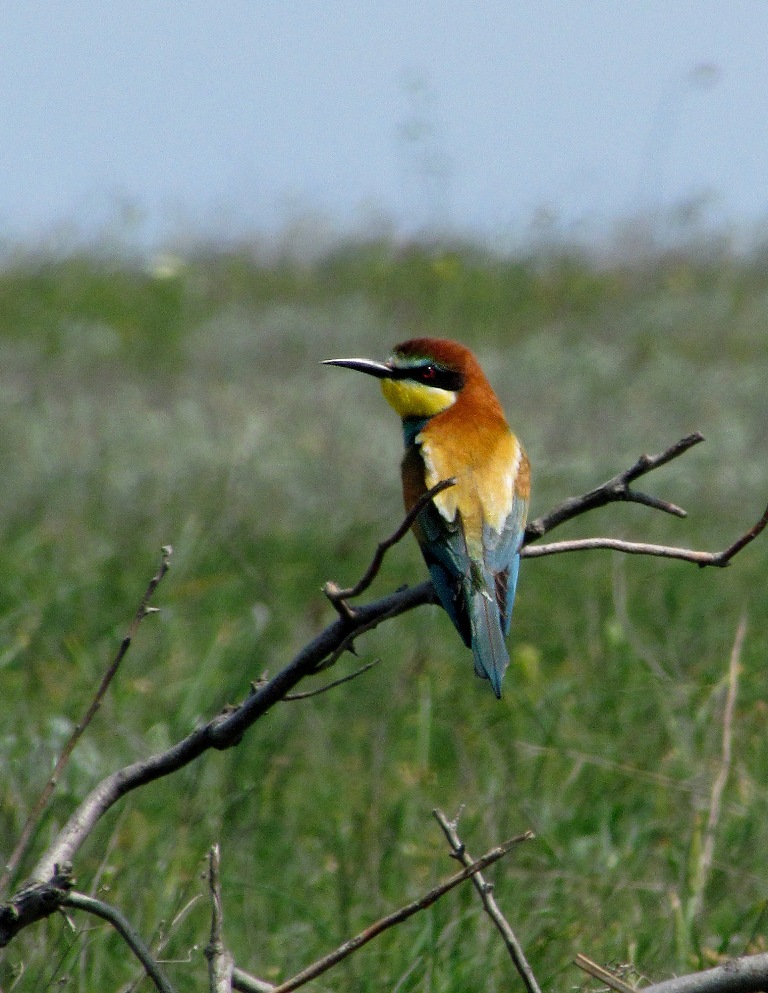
[1, 234, 767, 991]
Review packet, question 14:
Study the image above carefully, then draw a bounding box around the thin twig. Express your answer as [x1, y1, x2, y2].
[0, 547, 172, 898]
[525, 433, 705, 541]
[433, 809, 540, 993]
[205, 844, 234, 993]
[283, 659, 381, 700]
[689, 615, 746, 920]
[265, 831, 533, 993]
[324, 478, 456, 615]
[708, 503, 768, 566]
[116, 893, 204, 993]
[520, 514, 768, 566]
[574, 952, 639, 993]
[63, 891, 178, 993]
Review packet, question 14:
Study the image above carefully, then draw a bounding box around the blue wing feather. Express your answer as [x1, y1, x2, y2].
[416, 491, 527, 698]
[484, 492, 528, 635]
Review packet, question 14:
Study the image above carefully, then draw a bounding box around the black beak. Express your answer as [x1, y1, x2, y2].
[322, 357, 394, 379]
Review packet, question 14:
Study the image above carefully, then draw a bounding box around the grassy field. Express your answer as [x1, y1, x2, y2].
[1, 235, 767, 991]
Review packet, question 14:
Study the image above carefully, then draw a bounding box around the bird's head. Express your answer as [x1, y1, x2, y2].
[323, 337, 479, 420]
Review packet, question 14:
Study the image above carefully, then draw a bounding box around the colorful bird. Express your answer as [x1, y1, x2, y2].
[324, 337, 529, 697]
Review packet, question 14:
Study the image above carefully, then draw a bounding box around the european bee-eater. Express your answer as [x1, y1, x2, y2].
[324, 337, 529, 698]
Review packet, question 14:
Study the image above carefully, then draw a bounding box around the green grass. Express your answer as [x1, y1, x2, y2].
[1, 236, 767, 990]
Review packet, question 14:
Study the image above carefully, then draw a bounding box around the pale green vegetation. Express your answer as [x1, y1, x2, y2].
[0, 237, 767, 990]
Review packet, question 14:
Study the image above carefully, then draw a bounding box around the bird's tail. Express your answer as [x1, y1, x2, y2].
[468, 584, 509, 699]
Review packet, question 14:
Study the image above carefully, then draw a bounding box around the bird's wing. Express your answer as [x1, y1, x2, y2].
[483, 486, 528, 635]
[401, 441, 473, 644]
[415, 498, 474, 648]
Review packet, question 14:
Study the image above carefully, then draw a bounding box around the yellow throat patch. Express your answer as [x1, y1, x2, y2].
[381, 378, 456, 419]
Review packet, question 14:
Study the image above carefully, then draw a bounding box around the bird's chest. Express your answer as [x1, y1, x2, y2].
[404, 426, 514, 540]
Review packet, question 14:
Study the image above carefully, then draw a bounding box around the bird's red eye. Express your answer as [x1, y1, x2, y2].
[421, 365, 437, 380]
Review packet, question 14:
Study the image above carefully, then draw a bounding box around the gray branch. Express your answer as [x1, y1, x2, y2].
[64, 890, 177, 993]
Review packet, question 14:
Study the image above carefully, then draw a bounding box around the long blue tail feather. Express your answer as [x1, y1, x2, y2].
[469, 586, 509, 699]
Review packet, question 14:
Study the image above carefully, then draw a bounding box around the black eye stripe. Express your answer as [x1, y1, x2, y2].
[390, 365, 465, 391]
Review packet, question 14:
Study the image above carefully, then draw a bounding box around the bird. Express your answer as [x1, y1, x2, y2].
[323, 337, 529, 698]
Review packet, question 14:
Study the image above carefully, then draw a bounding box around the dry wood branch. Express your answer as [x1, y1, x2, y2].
[634, 953, 768, 993]
[0, 546, 172, 897]
[4, 582, 433, 927]
[63, 890, 177, 993]
[0, 864, 74, 947]
[706, 502, 768, 566]
[521, 502, 768, 566]
[323, 477, 456, 617]
[205, 844, 234, 993]
[574, 952, 639, 993]
[264, 831, 533, 993]
[283, 658, 381, 699]
[433, 809, 540, 993]
[525, 433, 705, 542]
[232, 967, 275, 993]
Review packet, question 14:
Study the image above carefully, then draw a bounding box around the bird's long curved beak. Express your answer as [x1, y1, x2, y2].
[322, 357, 394, 379]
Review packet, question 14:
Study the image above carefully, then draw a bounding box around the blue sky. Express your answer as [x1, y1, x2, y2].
[2, 2, 767, 248]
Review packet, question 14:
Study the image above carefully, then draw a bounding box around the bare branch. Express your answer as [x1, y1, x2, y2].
[283, 659, 381, 700]
[525, 433, 705, 542]
[523, 536, 718, 562]
[232, 967, 275, 992]
[0, 864, 74, 947]
[433, 809, 540, 993]
[326, 434, 767, 590]
[522, 499, 768, 566]
[63, 890, 178, 993]
[0, 546, 172, 896]
[324, 477, 456, 616]
[4, 583, 433, 914]
[264, 831, 533, 993]
[634, 953, 768, 993]
[521, 439, 767, 567]
[574, 952, 639, 993]
[521, 501, 768, 567]
[205, 844, 234, 993]
[709, 503, 768, 566]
